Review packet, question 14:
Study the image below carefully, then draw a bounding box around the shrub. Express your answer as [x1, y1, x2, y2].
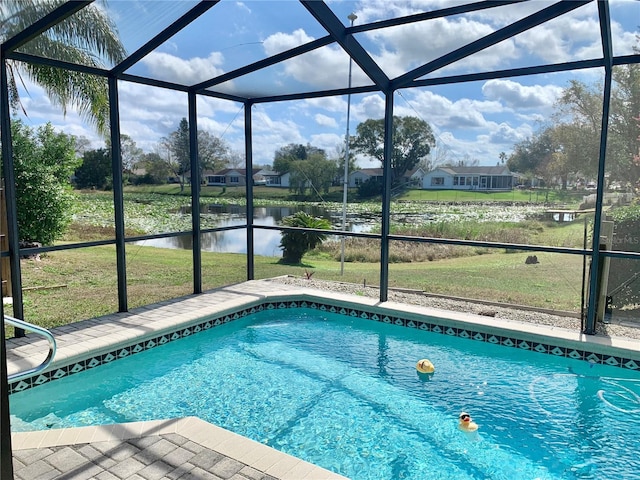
[9, 121, 80, 244]
[357, 177, 383, 198]
[279, 212, 332, 264]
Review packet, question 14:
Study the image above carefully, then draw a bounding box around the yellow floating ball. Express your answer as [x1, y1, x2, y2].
[416, 359, 434, 374]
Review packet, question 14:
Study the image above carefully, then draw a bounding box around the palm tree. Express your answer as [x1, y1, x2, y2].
[279, 212, 332, 264]
[1, 1, 126, 134]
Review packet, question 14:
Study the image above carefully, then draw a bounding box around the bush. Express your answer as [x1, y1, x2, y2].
[279, 212, 331, 264]
[9, 121, 80, 244]
[357, 177, 383, 198]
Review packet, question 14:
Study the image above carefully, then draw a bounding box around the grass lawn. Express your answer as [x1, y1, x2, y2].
[15, 244, 584, 331]
[123, 185, 586, 207]
[399, 188, 585, 206]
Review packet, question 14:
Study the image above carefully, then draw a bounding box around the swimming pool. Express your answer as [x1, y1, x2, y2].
[10, 307, 640, 480]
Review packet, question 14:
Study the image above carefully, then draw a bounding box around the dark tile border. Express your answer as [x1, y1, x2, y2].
[9, 300, 639, 394]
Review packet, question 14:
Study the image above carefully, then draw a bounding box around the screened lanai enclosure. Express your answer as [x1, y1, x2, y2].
[0, 0, 639, 474]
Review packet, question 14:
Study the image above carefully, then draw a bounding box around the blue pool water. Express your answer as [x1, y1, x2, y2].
[10, 309, 640, 480]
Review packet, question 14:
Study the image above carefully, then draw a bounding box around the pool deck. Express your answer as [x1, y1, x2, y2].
[6, 279, 640, 480]
[12, 417, 341, 480]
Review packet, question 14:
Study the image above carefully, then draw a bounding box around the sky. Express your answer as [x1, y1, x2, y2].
[13, 0, 640, 169]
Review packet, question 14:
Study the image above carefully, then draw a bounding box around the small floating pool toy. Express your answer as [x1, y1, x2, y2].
[416, 359, 434, 374]
[458, 412, 478, 432]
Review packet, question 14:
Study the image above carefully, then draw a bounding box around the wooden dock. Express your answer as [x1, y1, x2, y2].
[545, 208, 595, 222]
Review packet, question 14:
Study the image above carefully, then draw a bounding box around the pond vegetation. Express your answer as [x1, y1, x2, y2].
[68, 191, 585, 264]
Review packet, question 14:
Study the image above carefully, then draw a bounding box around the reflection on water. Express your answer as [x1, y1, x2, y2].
[135, 204, 368, 257]
[133, 202, 553, 257]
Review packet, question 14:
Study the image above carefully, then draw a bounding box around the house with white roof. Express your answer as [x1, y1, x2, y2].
[422, 165, 515, 191]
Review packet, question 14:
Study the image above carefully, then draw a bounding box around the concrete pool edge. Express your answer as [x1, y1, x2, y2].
[11, 416, 348, 480]
[7, 280, 640, 392]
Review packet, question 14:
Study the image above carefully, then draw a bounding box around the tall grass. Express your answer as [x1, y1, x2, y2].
[315, 220, 586, 263]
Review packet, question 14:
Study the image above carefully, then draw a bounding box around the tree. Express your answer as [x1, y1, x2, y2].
[118, 135, 143, 173]
[138, 152, 170, 184]
[198, 130, 229, 173]
[74, 148, 111, 190]
[6, 120, 80, 244]
[279, 212, 331, 264]
[608, 61, 640, 187]
[553, 80, 602, 182]
[1, 1, 126, 134]
[507, 128, 555, 186]
[162, 118, 230, 191]
[549, 123, 592, 189]
[226, 150, 245, 168]
[73, 135, 92, 157]
[288, 153, 337, 198]
[548, 64, 640, 189]
[351, 116, 435, 183]
[332, 143, 358, 185]
[273, 143, 326, 174]
[165, 118, 190, 191]
[104, 134, 143, 186]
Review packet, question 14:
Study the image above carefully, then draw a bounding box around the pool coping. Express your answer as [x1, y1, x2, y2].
[7, 280, 640, 394]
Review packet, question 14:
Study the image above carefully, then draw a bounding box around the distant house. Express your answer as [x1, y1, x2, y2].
[204, 168, 267, 187]
[259, 170, 288, 187]
[422, 166, 515, 190]
[259, 171, 312, 189]
[402, 167, 425, 186]
[204, 168, 244, 186]
[348, 168, 384, 188]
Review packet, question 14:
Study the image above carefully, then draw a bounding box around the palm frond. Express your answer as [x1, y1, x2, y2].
[1, 1, 126, 135]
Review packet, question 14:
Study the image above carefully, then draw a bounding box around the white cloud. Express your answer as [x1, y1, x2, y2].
[236, 2, 252, 15]
[482, 79, 563, 109]
[311, 132, 343, 153]
[355, 94, 386, 120]
[485, 122, 532, 145]
[261, 29, 370, 89]
[507, 3, 602, 64]
[366, 17, 519, 78]
[406, 90, 491, 130]
[314, 114, 338, 128]
[262, 28, 312, 56]
[305, 96, 346, 113]
[140, 51, 226, 85]
[250, 107, 305, 163]
[197, 96, 244, 117]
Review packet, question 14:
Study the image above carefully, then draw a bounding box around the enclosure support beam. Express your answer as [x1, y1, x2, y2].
[585, 1, 613, 335]
[245, 102, 255, 280]
[0, 57, 24, 332]
[0, 52, 15, 480]
[108, 76, 128, 312]
[188, 92, 202, 294]
[379, 92, 394, 303]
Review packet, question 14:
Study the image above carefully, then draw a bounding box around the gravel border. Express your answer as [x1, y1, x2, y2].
[266, 276, 640, 340]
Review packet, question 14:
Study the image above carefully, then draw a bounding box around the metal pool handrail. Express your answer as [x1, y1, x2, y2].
[5, 315, 56, 383]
